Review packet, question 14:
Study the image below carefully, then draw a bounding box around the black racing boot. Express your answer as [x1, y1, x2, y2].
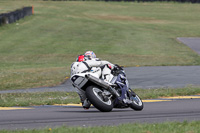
[82, 98, 91, 109]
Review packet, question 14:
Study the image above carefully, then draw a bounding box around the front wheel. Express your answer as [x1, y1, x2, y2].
[129, 92, 144, 111]
[86, 86, 113, 112]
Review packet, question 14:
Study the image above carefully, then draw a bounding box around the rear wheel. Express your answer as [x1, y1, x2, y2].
[86, 86, 113, 112]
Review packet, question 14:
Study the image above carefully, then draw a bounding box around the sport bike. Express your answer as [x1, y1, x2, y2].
[70, 64, 143, 112]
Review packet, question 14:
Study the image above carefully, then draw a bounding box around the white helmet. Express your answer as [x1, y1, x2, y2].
[84, 51, 96, 59]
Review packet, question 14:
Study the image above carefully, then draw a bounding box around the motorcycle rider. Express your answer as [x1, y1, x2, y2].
[71, 51, 115, 109]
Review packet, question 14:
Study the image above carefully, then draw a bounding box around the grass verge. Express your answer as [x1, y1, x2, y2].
[0, 91, 80, 107]
[1, 121, 200, 133]
[135, 86, 200, 99]
[0, 87, 199, 107]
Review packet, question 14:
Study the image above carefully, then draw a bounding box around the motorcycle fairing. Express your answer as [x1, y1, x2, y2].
[71, 75, 88, 88]
[71, 73, 100, 88]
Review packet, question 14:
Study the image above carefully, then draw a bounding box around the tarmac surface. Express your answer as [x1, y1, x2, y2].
[0, 37, 200, 94]
[0, 98, 200, 130]
[0, 65, 199, 94]
[177, 37, 200, 55]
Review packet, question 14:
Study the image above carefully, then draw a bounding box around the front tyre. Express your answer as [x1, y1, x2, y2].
[86, 86, 113, 112]
[129, 93, 144, 111]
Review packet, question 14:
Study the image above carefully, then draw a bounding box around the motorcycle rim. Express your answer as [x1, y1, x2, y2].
[131, 95, 143, 106]
[92, 88, 112, 105]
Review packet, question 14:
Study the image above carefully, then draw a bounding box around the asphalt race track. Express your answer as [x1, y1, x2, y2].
[1, 65, 200, 94]
[0, 38, 200, 130]
[0, 98, 200, 130]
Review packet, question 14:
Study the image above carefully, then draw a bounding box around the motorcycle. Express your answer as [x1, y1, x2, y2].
[70, 64, 143, 112]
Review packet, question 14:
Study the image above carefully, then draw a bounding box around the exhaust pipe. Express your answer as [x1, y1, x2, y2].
[85, 74, 110, 89]
[86, 74, 120, 97]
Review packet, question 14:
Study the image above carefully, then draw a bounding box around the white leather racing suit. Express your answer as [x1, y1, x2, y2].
[70, 58, 115, 104]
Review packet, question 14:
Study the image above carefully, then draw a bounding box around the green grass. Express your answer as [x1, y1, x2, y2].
[1, 121, 200, 133]
[0, 1, 200, 90]
[0, 87, 199, 107]
[0, 91, 80, 107]
[135, 87, 200, 99]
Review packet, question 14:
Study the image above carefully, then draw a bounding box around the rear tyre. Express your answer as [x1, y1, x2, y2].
[86, 86, 113, 112]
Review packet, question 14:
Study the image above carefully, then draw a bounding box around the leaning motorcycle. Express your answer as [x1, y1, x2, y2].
[70, 64, 143, 112]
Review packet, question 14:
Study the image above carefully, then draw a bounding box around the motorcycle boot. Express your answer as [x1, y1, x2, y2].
[122, 93, 132, 104]
[82, 98, 91, 109]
